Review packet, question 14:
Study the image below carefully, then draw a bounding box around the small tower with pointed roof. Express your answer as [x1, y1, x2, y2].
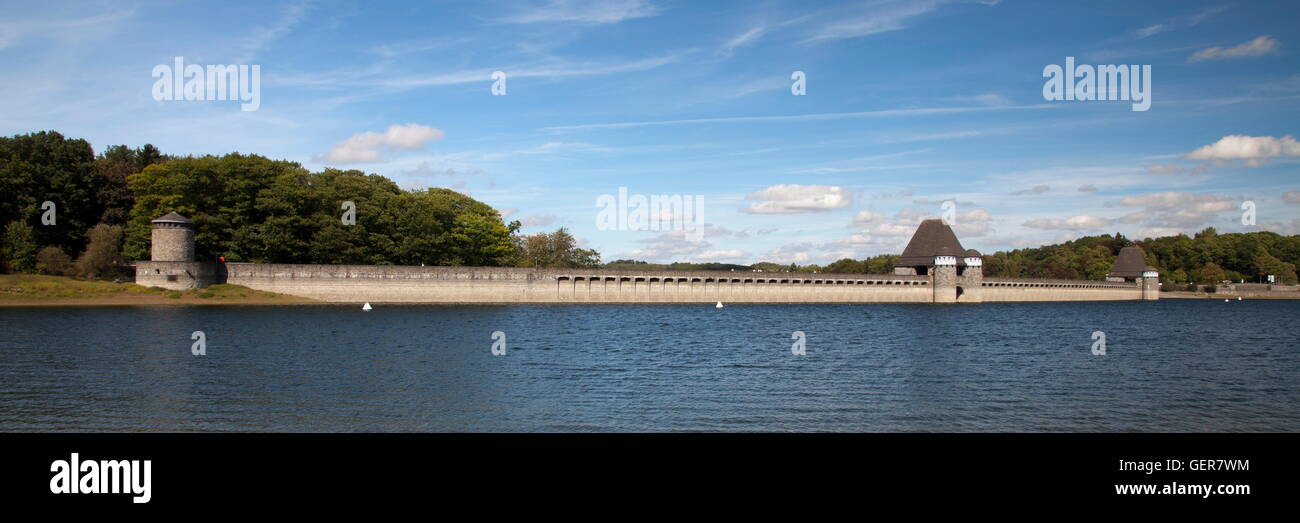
[1107, 246, 1160, 300]
[151, 212, 195, 262]
[136, 212, 214, 291]
[896, 219, 968, 303]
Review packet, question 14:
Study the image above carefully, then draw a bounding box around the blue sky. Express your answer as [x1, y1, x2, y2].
[2, 0, 1298, 265]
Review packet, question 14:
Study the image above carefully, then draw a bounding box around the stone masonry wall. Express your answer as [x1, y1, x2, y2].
[223, 263, 935, 303]
[132, 262, 1152, 303]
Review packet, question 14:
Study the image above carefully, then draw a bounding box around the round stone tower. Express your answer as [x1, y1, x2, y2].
[151, 212, 195, 262]
[1139, 266, 1160, 300]
[932, 246, 959, 304]
[959, 248, 983, 303]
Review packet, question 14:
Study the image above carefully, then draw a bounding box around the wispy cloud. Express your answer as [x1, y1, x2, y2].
[543, 103, 1056, 132]
[1131, 5, 1229, 39]
[719, 25, 766, 56]
[0, 9, 135, 49]
[1189, 35, 1281, 62]
[236, 1, 312, 62]
[498, 0, 661, 25]
[801, 0, 997, 43]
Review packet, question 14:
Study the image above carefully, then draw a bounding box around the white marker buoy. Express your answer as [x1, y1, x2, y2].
[1237, 297, 1242, 301]
[1224, 299, 1229, 302]
[715, 301, 723, 309]
[362, 302, 372, 311]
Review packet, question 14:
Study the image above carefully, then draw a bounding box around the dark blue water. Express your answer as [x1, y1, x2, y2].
[1, 300, 1296, 432]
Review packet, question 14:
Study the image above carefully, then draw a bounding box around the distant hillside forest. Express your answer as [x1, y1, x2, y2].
[603, 227, 1298, 285]
[2, 130, 1296, 285]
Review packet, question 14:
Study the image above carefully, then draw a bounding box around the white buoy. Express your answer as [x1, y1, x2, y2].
[362, 302, 372, 311]
[1237, 296, 1243, 301]
[715, 301, 724, 309]
[1224, 299, 1229, 302]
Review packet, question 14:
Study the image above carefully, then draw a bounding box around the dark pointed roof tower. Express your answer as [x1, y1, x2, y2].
[897, 219, 966, 267]
[1108, 246, 1148, 279]
[151, 212, 194, 225]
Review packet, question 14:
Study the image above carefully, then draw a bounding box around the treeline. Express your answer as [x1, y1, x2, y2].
[614, 230, 1299, 284]
[1, 130, 602, 276]
[0, 131, 166, 277]
[604, 259, 752, 272]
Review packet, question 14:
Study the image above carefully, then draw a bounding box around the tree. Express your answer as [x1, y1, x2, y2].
[2, 221, 38, 273]
[35, 246, 72, 276]
[1253, 246, 1298, 284]
[93, 144, 166, 226]
[513, 227, 600, 268]
[125, 153, 310, 261]
[74, 224, 125, 279]
[825, 258, 865, 274]
[1198, 262, 1227, 284]
[863, 254, 898, 274]
[0, 131, 98, 254]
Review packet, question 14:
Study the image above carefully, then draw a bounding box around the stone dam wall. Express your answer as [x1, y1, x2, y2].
[136, 262, 1147, 304]
[979, 277, 1143, 302]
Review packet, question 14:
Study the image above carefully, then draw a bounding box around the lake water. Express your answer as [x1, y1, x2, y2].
[1, 300, 1296, 432]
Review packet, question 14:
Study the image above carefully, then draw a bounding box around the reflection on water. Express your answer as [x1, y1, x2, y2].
[0, 300, 1296, 432]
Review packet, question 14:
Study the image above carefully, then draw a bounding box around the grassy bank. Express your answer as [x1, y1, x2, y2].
[1161, 290, 1300, 300]
[0, 274, 317, 306]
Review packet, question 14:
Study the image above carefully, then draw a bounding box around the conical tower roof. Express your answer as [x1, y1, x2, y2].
[151, 212, 193, 224]
[897, 219, 966, 267]
[1108, 246, 1148, 278]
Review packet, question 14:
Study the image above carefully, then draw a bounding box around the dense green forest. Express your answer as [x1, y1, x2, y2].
[0, 130, 592, 275]
[2, 130, 1297, 284]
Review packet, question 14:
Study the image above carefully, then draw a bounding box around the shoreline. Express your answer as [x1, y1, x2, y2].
[1161, 291, 1300, 300]
[0, 274, 318, 307]
[0, 296, 321, 307]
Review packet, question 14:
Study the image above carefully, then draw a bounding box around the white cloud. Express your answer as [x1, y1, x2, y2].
[324, 124, 445, 164]
[520, 215, 558, 227]
[1113, 192, 1240, 231]
[893, 208, 933, 225]
[500, 0, 660, 24]
[959, 208, 992, 222]
[1189, 35, 1281, 62]
[850, 209, 887, 226]
[1186, 134, 1300, 167]
[744, 184, 852, 214]
[1023, 215, 1112, 230]
[1118, 192, 1236, 212]
[687, 250, 749, 262]
[760, 243, 815, 264]
[868, 223, 917, 236]
[1284, 191, 1300, 204]
[953, 222, 991, 238]
[1136, 227, 1185, 239]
